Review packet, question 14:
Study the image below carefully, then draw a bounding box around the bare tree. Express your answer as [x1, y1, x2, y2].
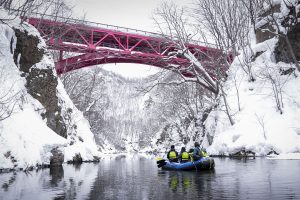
[240, 0, 266, 33]
[143, 72, 214, 144]
[0, 67, 23, 122]
[152, 1, 238, 125]
[0, 0, 73, 24]
[231, 67, 244, 112]
[153, 1, 220, 94]
[194, 0, 250, 56]
[194, 0, 261, 82]
[0, 89, 20, 122]
[61, 67, 109, 133]
[255, 113, 267, 139]
[236, 42, 256, 82]
[258, 61, 291, 114]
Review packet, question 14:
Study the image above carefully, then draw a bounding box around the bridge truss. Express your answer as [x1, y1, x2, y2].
[25, 13, 233, 77]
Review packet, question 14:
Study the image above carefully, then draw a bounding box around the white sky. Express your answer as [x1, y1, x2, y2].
[70, 0, 193, 78]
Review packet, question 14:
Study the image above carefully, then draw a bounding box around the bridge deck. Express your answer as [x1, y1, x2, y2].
[18, 10, 231, 76]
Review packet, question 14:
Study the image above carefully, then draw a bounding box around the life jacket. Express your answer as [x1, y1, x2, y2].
[169, 151, 177, 159]
[181, 152, 189, 161]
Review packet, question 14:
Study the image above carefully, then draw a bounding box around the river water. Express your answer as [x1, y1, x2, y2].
[0, 154, 299, 200]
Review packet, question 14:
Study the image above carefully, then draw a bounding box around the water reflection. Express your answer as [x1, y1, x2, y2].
[50, 166, 64, 187]
[0, 163, 99, 200]
[0, 156, 300, 200]
[167, 172, 194, 192]
[1, 172, 16, 192]
[156, 168, 216, 199]
[169, 173, 179, 191]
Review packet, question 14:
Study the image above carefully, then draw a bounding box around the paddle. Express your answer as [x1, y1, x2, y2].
[156, 157, 167, 168]
[157, 162, 166, 168]
[156, 157, 165, 163]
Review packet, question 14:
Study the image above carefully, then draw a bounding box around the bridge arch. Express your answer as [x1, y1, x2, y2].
[26, 15, 233, 77]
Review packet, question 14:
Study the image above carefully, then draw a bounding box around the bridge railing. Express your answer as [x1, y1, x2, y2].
[9, 9, 164, 37]
[8, 9, 218, 49]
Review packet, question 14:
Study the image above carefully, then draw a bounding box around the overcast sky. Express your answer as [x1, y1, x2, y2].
[70, 0, 193, 78]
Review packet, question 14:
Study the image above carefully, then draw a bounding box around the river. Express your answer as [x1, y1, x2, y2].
[0, 154, 299, 200]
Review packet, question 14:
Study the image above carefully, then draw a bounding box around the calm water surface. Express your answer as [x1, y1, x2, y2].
[0, 155, 300, 200]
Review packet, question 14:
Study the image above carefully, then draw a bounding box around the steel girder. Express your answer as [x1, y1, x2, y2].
[27, 17, 232, 76]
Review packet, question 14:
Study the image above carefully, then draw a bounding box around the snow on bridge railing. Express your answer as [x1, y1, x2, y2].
[8, 9, 218, 49]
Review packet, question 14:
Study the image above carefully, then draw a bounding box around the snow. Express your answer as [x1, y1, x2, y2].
[267, 153, 300, 160]
[56, 77, 100, 161]
[201, 1, 300, 158]
[0, 106, 66, 169]
[0, 9, 101, 170]
[0, 19, 65, 169]
[258, 0, 299, 33]
[205, 36, 300, 156]
[1, 0, 300, 169]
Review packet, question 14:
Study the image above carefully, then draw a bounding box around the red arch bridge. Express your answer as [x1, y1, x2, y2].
[25, 14, 233, 77]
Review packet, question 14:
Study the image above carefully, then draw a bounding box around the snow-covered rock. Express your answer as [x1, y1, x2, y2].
[0, 8, 100, 170]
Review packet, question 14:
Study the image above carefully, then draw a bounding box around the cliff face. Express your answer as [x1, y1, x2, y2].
[275, 23, 300, 63]
[13, 29, 67, 138]
[255, 1, 300, 63]
[0, 10, 100, 170]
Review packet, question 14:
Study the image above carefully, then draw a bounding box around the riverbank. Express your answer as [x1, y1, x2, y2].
[2, 151, 300, 173]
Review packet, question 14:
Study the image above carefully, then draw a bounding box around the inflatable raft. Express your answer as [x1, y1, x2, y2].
[158, 157, 215, 171]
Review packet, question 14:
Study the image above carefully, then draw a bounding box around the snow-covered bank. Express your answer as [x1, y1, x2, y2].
[204, 2, 300, 157]
[267, 153, 300, 160]
[0, 9, 100, 170]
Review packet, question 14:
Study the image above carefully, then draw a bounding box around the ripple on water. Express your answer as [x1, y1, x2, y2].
[0, 156, 300, 200]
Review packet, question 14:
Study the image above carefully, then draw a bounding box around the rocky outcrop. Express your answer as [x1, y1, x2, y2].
[255, 4, 280, 43]
[274, 23, 300, 63]
[50, 148, 64, 166]
[49, 165, 64, 185]
[12, 29, 44, 72]
[274, 2, 300, 63]
[229, 149, 256, 158]
[70, 153, 83, 164]
[13, 29, 67, 138]
[255, 2, 300, 63]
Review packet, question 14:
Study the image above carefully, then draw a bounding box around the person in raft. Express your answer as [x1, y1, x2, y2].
[193, 142, 204, 161]
[167, 145, 178, 162]
[179, 147, 190, 163]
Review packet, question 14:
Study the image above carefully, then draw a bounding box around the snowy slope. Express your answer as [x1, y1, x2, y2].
[205, 37, 300, 156]
[0, 9, 100, 170]
[0, 20, 65, 169]
[79, 68, 148, 152]
[203, 0, 300, 157]
[145, 0, 300, 157]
